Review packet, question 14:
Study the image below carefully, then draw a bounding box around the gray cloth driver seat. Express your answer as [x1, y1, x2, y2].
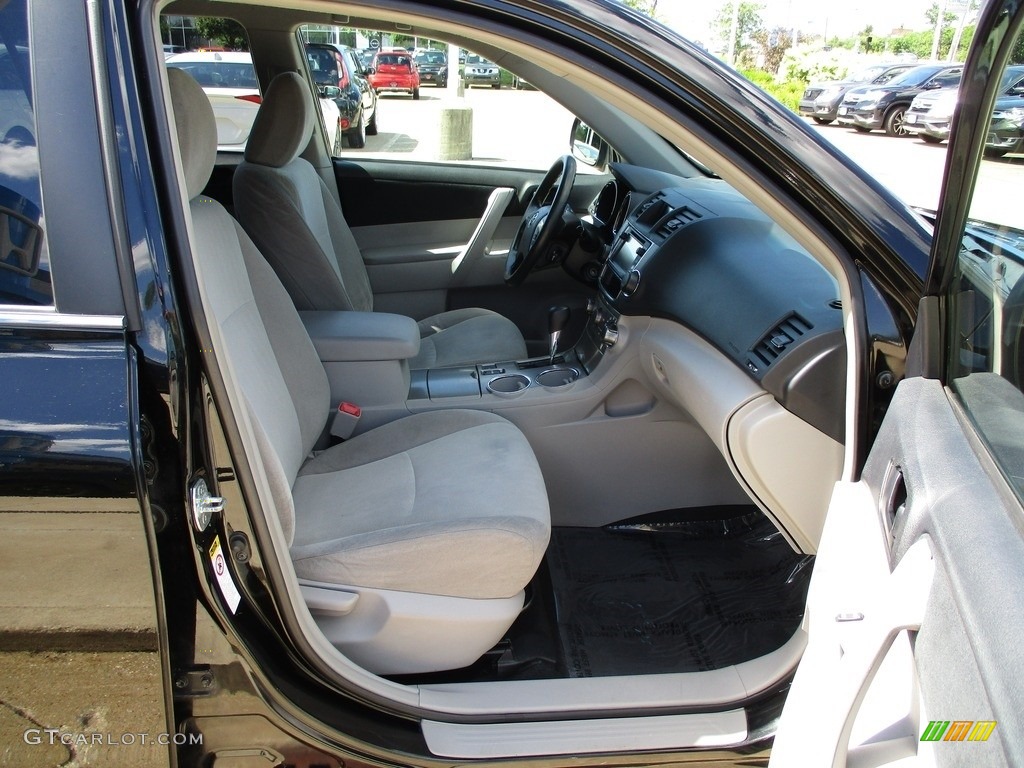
[168, 68, 550, 675]
[232, 72, 527, 369]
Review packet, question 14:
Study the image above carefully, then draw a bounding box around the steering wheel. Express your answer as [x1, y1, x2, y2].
[505, 155, 577, 285]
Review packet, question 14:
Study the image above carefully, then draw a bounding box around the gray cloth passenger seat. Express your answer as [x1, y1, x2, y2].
[167, 68, 550, 674]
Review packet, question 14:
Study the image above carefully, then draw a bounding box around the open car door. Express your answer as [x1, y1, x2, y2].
[771, 1, 1024, 765]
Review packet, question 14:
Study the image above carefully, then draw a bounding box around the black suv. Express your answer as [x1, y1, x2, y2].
[305, 42, 378, 148]
[5, 0, 1024, 765]
[836, 63, 963, 136]
[414, 49, 447, 87]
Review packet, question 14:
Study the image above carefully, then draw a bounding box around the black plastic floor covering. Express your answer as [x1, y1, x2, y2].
[546, 511, 812, 678]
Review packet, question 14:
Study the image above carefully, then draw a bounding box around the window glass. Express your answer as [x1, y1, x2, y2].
[947, 32, 1024, 503]
[162, 17, 260, 154]
[0, 0, 51, 306]
[297, 27, 589, 171]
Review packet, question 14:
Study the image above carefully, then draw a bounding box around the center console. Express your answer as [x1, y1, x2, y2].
[408, 298, 620, 402]
[301, 296, 623, 416]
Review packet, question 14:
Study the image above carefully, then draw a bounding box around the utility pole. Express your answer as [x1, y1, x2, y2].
[948, 1, 972, 61]
[728, 1, 740, 66]
[930, 0, 947, 60]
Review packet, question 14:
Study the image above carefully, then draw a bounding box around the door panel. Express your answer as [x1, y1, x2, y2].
[333, 159, 604, 340]
[771, 378, 1022, 766]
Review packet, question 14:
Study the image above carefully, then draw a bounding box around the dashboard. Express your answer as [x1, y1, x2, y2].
[589, 164, 847, 443]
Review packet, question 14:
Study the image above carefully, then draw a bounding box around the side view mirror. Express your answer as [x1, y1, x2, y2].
[570, 118, 610, 170]
[318, 85, 343, 99]
[925, 81, 944, 90]
[364, 67, 375, 76]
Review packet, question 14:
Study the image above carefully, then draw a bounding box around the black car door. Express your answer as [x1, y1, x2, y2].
[772, 2, 1024, 765]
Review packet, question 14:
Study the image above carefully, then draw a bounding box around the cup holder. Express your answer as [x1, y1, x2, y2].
[536, 366, 580, 389]
[487, 373, 531, 397]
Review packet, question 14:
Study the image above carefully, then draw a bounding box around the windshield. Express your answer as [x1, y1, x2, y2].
[166, 60, 258, 89]
[416, 51, 445, 65]
[850, 64, 887, 82]
[1000, 65, 1024, 90]
[885, 66, 943, 88]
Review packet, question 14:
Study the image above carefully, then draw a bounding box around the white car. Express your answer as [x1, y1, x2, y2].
[165, 51, 342, 153]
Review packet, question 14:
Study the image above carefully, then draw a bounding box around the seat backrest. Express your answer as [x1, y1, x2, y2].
[232, 72, 374, 313]
[168, 67, 330, 545]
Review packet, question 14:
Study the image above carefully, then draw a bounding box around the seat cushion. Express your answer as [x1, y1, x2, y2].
[290, 410, 550, 599]
[413, 308, 528, 369]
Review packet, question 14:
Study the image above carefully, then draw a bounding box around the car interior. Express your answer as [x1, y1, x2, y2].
[157, 0, 864, 756]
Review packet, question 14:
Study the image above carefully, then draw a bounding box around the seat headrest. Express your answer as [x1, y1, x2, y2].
[244, 72, 315, 168]
[167, 68, 217, 201]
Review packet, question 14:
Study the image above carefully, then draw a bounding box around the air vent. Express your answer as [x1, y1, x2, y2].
[748, 313, 813, 370]
[636, 194, 669, 225]
[654, 207, 702, 239]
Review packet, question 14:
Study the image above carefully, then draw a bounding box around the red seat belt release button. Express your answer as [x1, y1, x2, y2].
[331, 402, 362, 439]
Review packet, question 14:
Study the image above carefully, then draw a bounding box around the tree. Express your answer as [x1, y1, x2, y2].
[925, 2, 958, 29]
[193, 17, 248, 50]
[858, 24, 875, 53]
[714, 2, 764, 66]
[620, 0, 659, 16]
[753, 26, 794, 74]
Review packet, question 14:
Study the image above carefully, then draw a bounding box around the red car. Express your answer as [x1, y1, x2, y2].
[368, 49, 420, 100]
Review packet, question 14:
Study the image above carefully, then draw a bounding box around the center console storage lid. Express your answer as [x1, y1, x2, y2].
[299, 311, 420, 362]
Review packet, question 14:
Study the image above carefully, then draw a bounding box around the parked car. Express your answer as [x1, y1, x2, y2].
[305, 42, 378, 148]
[906, 65, 1024, 145]
[837, 62, 964, 135]
[165, 51, 344, 152]
[5, 0, 1024, 765]
[414, 49, 448, 87]
[798, 62, 916, 125]
[986, 81, 1024, 156]
[462, 52, 501, 88]
[368, 48, 420, 99]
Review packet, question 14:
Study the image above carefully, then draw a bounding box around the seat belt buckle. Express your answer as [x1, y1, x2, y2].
[330, 401, 361, 440]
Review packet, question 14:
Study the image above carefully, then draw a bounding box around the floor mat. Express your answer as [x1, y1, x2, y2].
[546, 511, 812, 678]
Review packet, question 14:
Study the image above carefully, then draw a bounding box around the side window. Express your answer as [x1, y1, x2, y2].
[936, 69, 963, 88]
[0, 0, 52, 306]
[162, 17, 259, 154]
[947, 41, 1024, 502]
[298, 25, 590, 172]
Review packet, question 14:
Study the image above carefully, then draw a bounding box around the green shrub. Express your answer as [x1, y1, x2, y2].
[740, 68, 806, 114]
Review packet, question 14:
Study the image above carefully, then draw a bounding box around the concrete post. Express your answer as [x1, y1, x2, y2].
[436, 103, 473, 160]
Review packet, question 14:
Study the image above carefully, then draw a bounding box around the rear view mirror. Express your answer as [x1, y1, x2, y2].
[570, 119, 610, 170]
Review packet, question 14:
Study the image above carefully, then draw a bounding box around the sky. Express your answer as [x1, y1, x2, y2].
[656, 0, 939, 47]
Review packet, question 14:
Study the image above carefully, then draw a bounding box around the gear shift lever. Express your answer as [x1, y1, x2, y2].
[548, 306, 570, 363]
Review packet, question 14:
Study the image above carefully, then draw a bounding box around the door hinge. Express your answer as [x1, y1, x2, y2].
[172, 665, 217, 697]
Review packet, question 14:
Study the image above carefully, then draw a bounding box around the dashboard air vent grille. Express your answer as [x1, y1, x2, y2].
[654, 207, 702, 239]
[748, 313, 813, 371]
